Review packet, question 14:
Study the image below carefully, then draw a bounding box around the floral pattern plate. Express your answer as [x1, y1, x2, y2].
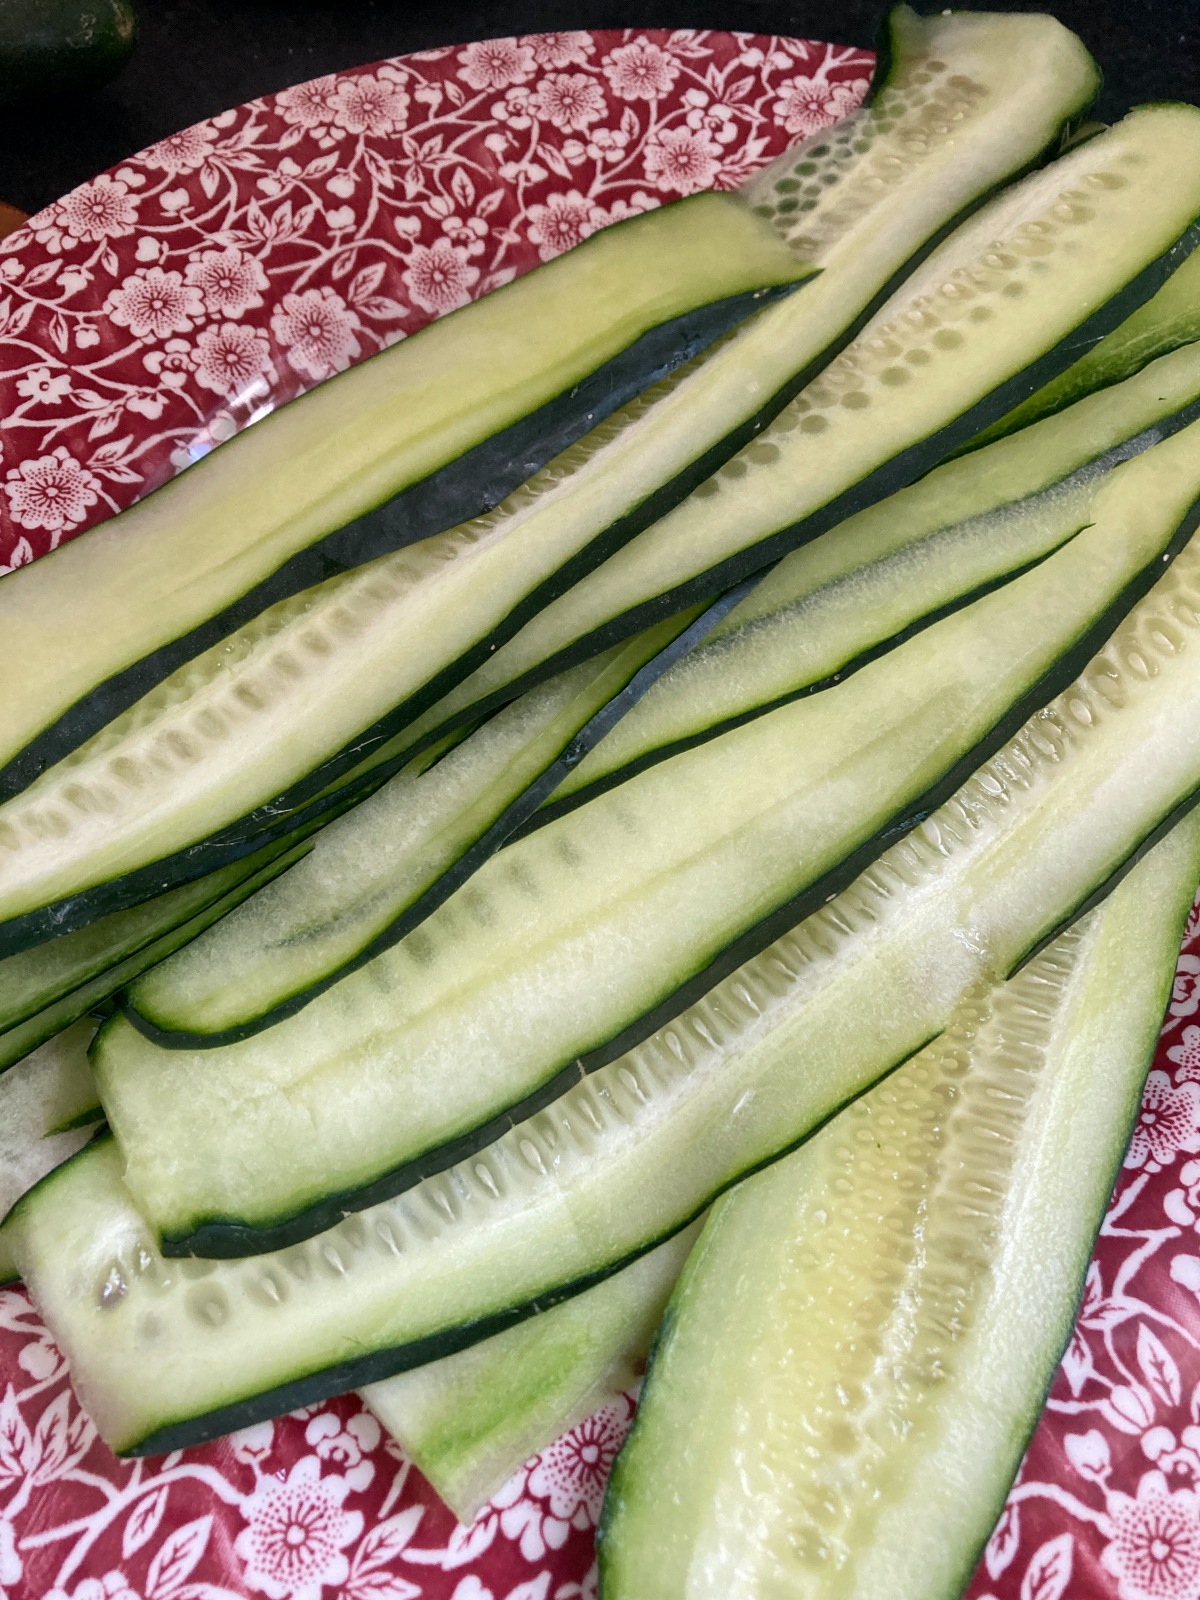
[0, 25, 1196, 1600]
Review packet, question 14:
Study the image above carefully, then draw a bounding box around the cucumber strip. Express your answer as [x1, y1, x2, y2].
[16, 647, 1200, 1456]
[0, 1021, 100, 1284]
[0, 13, 1102, 947]
[91, 422, 1200, 1253]
[0, 192, 809, 801]
[536, 341, 1200, 821]
[598, 816, 1200, 1599]
[361, 1223, 699, 1524]
[121, 612, 717, 1045]
[391, 105, 1200, 754]
[0, 826, 325, 1072]
[969, 238, 1200, 448]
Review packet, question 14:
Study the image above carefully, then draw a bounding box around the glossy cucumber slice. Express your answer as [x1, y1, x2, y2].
[537, 339, 1200, 821]
[598, 817, 1200, 1600]
[121, 615, 713, 1044]
[361, 1223, 698, 1523]
[91, 420, 1200, 1253]
[398, 104, 1200, 748]
[22, 533, 1200, 1451]
[0, 193, 807, 802]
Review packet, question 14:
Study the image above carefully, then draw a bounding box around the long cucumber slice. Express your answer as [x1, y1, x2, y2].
[21, 545, 1200, 1451]
[538, 339, 1200, 820]
[0, 12, 1103, 947]
[0, 192, 808, 801]
[362, 1223, 698, 1524]
[394, 104, 1200, 749]
[121, 346, 1200, 1044]
[120, 615, 714, 1046]
[598, 818, 1200, 1600]
[969, 240, 1200, 448]
[0, 1021, 99, 1284]
[91, 420, 1200, 1252]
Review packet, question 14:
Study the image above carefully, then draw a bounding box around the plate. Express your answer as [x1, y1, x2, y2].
[0, 27, 1196, 1600]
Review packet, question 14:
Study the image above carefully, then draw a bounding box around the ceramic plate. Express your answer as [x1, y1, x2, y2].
[0, 28, 1196, 1600]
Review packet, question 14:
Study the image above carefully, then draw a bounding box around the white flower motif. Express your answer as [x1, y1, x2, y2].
[402, 238, 480, 314]
[38, 175, 139, 245]
[16, 1336, 61, 1379]
[234, 1456, 363, 1600]
[275, 75, 340, 129]
[5, 446, 101, 535]
[330, 74, 411, 135]
[525, 190, 606, 261]
[143, 336, 195, 389]
[304, 1409, 380, 1492]
[185, 246, 268, 318]
[602, 40, 680, 102]
[772, 76, 865, 138]
[527, 1404, 626, 1524]
[528, 31, 595, 68]
[1174, 957, 1200, 1023]
[45, 1570, 140, 1600]
[270, 286, 362, 381]
[458, 38, 537, 92]
[1171, 1026, 1200, 1082]
[1125, 1072, 1200, 1172]
[106, 266, 205, 339]
[194, 321, 273, 396]
[644, 126, 722, 193]
[142, 122, 219, 174]
[1102, 1471, 1200, 1600]
[532, 73, 607, 132]
[0, 1517, 20, 1589]
[15, 366, 72, 405]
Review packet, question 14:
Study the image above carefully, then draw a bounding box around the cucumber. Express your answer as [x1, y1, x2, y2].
[0, 10, 1104, 949]
[120, 346, 1200, 1045]
[362, 1223, 699, 1524]
[537, 340, 1200, 823]
[92, 419, 1200, 1254]
[0, 1021, 100, 1285]
[969, 240, 1200, 447]
[393, 104, 1200, 754]
[120, 614, 713, 1046]
[0, 194, 805, 802]
[0, 0, 137, 108]
[598, 814, 1200, 1599]
[20, 531, 1200, 1451]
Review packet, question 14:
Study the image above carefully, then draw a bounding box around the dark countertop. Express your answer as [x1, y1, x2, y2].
[1, 0, 1197, 214]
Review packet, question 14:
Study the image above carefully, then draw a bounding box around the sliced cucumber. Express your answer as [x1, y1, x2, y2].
[970, 240, 1200, 447]
[91, 420, 1200, 1253]
[120, 615, 713, 1045]
[20, 539, 1200, 1450]
[0, 1021, 100, 1284]
[538, 340, 1200, 820]
[598, 816, 1200, 1600]
[397, 104, 1200, 747]
[0, 193, 807, 802]
[0, 11, 1103, 949]
[362, 1223, 698, 1524]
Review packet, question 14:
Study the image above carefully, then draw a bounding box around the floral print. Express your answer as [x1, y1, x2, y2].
[644, 127, 723, 193]
[457, 40, 536, 93]
[402, 240, 480, 314]
[4, 446, 100, 536]
[185, 248, 268, 319]
[269, 287, 361, 381]
[773, 74, 868, 137]
[601, 40, 680, 102]
[234, 1457, 363, 1600]
[1126, 1073, 1200, 1171]
[105, 268, 205, 340]
[194, 323, 273, 396]
[1102, 1473, 1200, 1600]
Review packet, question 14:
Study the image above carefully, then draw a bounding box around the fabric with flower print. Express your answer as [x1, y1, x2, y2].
[0, 27, 870, 573]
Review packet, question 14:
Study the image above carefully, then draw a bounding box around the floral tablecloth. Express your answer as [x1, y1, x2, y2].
[0, 24, 1196, 1600]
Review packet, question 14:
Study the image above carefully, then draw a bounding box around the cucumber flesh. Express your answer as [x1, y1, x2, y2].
[0, 1020, 100, 1284]
[362, 1223, 698, 1524]
[0, 193, 807, 801]
[0, 11, 1103, 950]
[19, 537, 1200, 1450]
[539, 340, 1200, 819]
[122, 615, 707, 1045]
[91, 420, 1200, 1253]
[598, 816, 1200, 1600]
[407, 106, 1200, 739]
[970, 241, 1200, 448]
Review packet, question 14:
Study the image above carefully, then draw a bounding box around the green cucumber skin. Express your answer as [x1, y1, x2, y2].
[0, 285, 798, 806]
[143, 484, 1200, 1261]
[0, 0, 136, 107]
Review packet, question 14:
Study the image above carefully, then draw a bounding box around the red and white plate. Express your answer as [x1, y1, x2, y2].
[0, 29, 1196, 1600]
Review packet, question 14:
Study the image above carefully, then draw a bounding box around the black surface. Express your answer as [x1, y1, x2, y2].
[0, 0, 1196, 215]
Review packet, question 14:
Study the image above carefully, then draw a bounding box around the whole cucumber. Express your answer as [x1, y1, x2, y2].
[0, 0, 137, 108]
